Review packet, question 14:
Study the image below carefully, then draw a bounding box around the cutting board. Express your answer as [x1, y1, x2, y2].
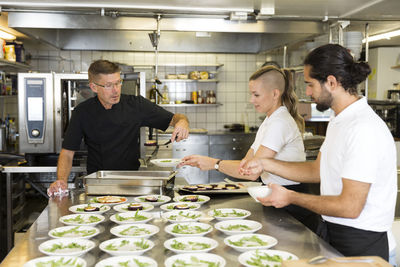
[282, 256, 391, 267]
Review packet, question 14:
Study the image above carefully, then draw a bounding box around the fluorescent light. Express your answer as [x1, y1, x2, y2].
[362, 29, 400, 43]
[0, 30, 16, 40]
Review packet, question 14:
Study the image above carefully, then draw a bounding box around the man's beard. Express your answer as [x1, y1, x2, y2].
[315, 83, 333, 112]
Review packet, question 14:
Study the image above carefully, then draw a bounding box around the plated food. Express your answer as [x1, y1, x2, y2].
[110, 224, 160, 238]
[160, 202, 201, 211]
[113, 203, 154, 212]
[134, 195, 171, 206]
[68, 203, 110, 214]
[208, 208, 251, 220]
[164, 222, 213, 237]
[214, 220, 262, 235]
[162, 210, 203, 223]
[182, 183, 244, 192]
[99, 237, 154, 256]
[110, 211, 153, 224]
[173, 195, 210, 205]
[48, 225, 100, 239]
[165, 253, 226, 267]
[90, 195, 127, 205]
[95, 255, 157, 267]
[59, 213, 105, 226]
[238, 249, 298, 267]
[150, 158, 181, 167]
[224, 234, 278, 252]
[39, 238, 95, 256]
[164, 236, 218, 253]
[23, 256, 86, 267]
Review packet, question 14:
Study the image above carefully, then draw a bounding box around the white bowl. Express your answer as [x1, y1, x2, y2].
[165, 253, 226, 267]
[90, 196, 127, 205]
[160, 202, 201, 211]
[24, 256, 86, 267]
[162, 210, 203, 223]
[164, 236, 218, 253]
[173, 195, 210, 205]
[39, 238, 96, 256]
[99, 237, 154, 256]
[164, 222, 213, 237]
[113, 203, 154, 213]
[110, 224, 159, 238]
[59, 213, 105, 226]
[69, 203, 111, 214]
[214, 220, 262, 235]
[208, 208, 251, 220]
[238, 249, 299, 267]
[224, 234, 278, 252]
[48, 225, 100, 239]
[95, 255, 158, 267]
[247, 186, 272, 202]
[134, 195, 171, 206]
[110, 211, 153, 224]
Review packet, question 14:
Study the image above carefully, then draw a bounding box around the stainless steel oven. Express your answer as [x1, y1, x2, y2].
[18, 72, 146, 154]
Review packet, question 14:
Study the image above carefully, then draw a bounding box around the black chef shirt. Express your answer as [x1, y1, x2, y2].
[62, 94, 173, 174]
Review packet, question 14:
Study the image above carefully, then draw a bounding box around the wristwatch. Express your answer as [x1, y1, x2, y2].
[214, 159, 222, 171]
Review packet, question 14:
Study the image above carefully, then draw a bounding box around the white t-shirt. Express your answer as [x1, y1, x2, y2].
[251, 106, 305, 185]
[320, 97, 397, 232]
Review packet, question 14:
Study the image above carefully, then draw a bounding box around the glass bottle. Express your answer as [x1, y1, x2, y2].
[149, 85, 157, 103]
[197, 90, 204, 104]
[161, 85, 170, 104]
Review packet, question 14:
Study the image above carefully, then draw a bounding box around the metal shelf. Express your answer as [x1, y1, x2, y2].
[0, 59, 31, 72]
[148, 79, 219, 83]
[135, 63, 224, 69]
[159, 103, 222, 107]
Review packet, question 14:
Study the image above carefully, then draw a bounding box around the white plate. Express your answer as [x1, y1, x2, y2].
[173, 195, 210, 205]
[208, 208, 251, 220]
[134, 195, 171, 206]
[110, 224, 160, 238]
[110, 211, 153, 224]
[99, 237, 154, 256]
[150, 158, 181, 167]
[224, 234, 278, 252]
[48, 225, 100, 239]
[164, 236, 218, 253]
[59, 213, 105, 226]
[90, 196, 128, 205]
[238, 249, 299, 267]
[164, 222, 213, 237]
[69, 203, 111, 214]
[95, 255, 158, 267]
[165, 253, 226, 267]
[214, 220, 262, 235]
[39, 238, 95, 256]
[162, 210, 203, 223]
[113, 203, 154, 213]
[160, 202, 201, 211]
[24, 256, 87, 267]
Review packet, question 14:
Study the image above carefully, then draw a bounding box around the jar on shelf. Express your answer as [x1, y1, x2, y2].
[161, 85, 170, 104]
[197, 90, 204, 104]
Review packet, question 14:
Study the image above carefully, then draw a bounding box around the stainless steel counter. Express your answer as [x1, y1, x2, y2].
[2, 189, 341, 266]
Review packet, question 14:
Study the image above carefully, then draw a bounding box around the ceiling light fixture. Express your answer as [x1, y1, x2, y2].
[362, 29, 400, 43]
[0, 30, 16, 40]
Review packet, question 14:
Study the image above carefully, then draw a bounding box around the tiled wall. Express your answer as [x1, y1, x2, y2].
[22, 50, 267, 131]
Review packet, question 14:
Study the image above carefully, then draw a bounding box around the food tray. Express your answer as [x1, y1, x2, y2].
[175, 181, 262, 194]
[84, 170, 176, 196]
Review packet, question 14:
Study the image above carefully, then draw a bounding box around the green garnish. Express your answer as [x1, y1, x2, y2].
[167, 211, 201, 220]
[104, 239, 150, 251]
[51, 226, 96, 237]
[116, 259, 151, 267]
[172, 256, 220, 267]
[115, 210, 148, 222]
[167, 204, 197, 210]
[34, 257, 84, 267]
[212, 209, 247, 217]
[228, 236, 268, 247]
[181, 197, 205, 202]
[170, 240, 211, 251]
[62, 215, 101, 224]
[138, 196, 164, 202]
[171, 224, 211, 234]
[161, 160, 172, 162]
[119, 225, 152, 236]
[44, 242, 89, 253]
[221, 224, 252, 231]
[245, 250, 292, 266]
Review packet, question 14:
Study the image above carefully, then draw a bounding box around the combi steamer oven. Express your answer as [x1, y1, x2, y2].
[18, 72, 146, 164]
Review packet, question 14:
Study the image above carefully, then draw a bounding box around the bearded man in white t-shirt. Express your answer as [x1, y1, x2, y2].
[240, 44, 397, 261]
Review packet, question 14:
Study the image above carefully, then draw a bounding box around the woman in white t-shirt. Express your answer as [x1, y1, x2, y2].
[179, 66, 319, 232]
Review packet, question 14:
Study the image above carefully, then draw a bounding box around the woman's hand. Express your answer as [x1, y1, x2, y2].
[177, 155, 217, 171]
[239, 158, 264, 176]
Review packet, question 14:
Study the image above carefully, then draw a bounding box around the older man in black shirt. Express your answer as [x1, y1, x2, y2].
[48, 60, 189, 196]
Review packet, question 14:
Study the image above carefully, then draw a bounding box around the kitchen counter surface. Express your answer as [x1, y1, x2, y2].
[2, 189, 341, 266]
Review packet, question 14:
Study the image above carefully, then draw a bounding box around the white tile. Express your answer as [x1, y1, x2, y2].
[226, 54, 236, 62]
[206, 113, 217, 123]
[226, 112, 236, 123]
[225, 62, 236, 72]
[101, 52, 113, 61]
[236, 61, 246, 71]
[236, 54, 246, 62]
[92, 51, 102, 61]
[236, 72, 247, 82]
[175, 54, 186, 64]
[134, 52, 145, 64]
[216, 54, 226, 63]
[226, 71, 236, 81]
[226, 93, 236, 102]
[225, 103, 236, 112]
[196, 112, 206, 123]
